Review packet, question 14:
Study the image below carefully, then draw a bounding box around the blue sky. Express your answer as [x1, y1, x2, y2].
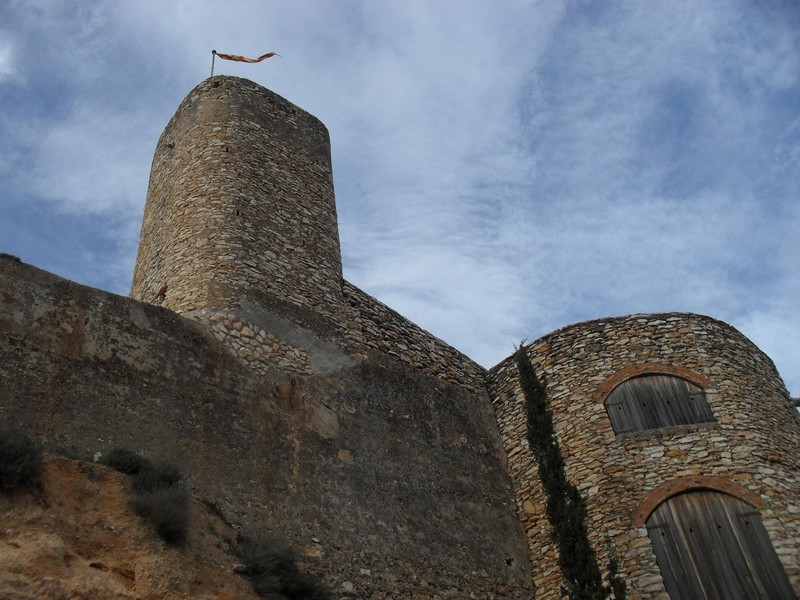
[1, 1, 798, 395]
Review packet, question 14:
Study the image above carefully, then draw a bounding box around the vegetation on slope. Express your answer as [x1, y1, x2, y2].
[0, 424, 43, 493]
[237, 533, 333, 600]
[104, 448, 189, 547]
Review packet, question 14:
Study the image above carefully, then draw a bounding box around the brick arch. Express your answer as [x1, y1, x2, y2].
[595, 363, 711, 405]
[631, 475, 763, 527]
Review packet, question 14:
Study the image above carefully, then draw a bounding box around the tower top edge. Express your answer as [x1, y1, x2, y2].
[171, 76, 327, 131]
[489, 312, 764, 372]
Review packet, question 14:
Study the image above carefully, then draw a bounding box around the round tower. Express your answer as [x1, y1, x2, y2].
[489, 313, 800, 598]
[131, 76, 343, 317]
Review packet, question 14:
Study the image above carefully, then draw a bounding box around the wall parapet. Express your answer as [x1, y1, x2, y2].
[172, 279, 489, 394]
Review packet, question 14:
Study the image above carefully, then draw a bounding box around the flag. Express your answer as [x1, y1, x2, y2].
[214, 51, 279, 63]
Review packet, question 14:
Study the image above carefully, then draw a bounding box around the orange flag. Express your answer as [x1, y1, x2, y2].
[213, 50, 279, 63]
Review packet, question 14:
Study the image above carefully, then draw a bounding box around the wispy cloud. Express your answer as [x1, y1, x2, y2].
[26, 105, 155, 214]
[0, 38, 14, 84]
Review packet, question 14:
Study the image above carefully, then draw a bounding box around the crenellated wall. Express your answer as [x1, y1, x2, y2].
[488, 313, 800, 599]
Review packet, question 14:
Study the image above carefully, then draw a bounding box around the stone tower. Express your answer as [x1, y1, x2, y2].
[488, 313, 800, 598]
[131, 76, 343, 318]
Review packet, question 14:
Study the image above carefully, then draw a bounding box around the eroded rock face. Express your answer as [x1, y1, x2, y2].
[0, 455, 259, 600]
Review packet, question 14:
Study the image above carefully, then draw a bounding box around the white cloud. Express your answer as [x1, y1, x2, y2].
[0, 37, 16, 84]
[26, 105, 156, 215]
[736, 307, 800, 398]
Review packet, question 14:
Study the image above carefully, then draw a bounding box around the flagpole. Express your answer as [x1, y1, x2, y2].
[210, 50, 217, 77]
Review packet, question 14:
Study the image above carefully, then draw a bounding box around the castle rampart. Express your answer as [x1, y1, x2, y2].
[0, 254, 532, 598]
[184, 281, 488, 395]
[338, 281, 487, 394]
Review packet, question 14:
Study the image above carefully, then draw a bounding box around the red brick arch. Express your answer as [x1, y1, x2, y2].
[632, 475, 763, 527]
[595, 363, 711, 405]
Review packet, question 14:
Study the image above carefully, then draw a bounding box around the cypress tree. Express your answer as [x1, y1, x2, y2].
[515, 347, 626, 599]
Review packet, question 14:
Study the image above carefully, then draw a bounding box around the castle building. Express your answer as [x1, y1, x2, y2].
[1, 76, 798, 599]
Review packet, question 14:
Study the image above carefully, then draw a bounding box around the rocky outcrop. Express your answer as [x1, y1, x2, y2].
[0, 455, 259, 600]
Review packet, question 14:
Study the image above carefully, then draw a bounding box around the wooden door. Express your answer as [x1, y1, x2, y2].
[646, 491, 794, 599]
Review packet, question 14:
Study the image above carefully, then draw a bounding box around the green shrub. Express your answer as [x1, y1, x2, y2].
[101, 448, 152, 475]
[0, 425, 43, 493]
[103, 448, 189, 546]
[237, 534, 332, 599]
[132, 461, 182, 493]
[131, 484, 190, 546]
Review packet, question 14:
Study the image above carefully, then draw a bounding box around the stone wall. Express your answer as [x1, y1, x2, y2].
[488, 313, 800, 599]
[338, 282, 487, 395]
[172, 281, 488, 395]
[1, 255, 533, 598]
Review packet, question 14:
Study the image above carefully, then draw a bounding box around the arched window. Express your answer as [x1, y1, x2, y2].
[646, 490, 794, 599]
[605, 374, 714, 434]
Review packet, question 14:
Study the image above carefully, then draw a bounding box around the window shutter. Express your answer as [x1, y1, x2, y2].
[606, 374, 715, 434]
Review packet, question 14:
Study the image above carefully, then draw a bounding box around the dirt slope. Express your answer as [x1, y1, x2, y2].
[0, 455, 259, 600]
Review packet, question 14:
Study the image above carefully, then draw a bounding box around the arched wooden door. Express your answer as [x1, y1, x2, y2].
[646, 490, 794, 599]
